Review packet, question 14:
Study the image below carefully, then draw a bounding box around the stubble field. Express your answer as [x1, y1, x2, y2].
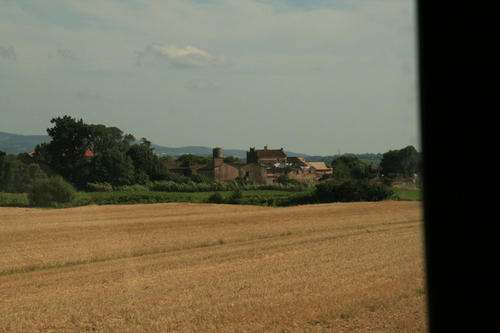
[0, 201, 426, 332]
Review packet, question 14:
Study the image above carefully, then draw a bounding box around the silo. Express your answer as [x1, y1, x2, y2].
[213, 147, 223, 159]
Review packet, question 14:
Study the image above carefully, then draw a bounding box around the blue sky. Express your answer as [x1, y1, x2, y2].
[0, 0, 418, 156]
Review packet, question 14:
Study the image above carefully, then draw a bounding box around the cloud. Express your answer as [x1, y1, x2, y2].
[140, 43, 230, 69]
[0, 45, 16, 60]
[57, 49, 76, 61]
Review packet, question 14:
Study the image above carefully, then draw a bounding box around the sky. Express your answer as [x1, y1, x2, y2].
[0, 0, 419, 156]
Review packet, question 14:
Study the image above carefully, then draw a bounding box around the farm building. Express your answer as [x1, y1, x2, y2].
[246, 146, 287, 165]
[165, 147, 332, 184]
[166, 148, 239, 182]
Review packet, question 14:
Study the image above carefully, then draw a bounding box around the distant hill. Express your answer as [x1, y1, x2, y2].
[0, 131, 382, 165]
[0, 132, 51, 155]
[0, 132, 312, 160]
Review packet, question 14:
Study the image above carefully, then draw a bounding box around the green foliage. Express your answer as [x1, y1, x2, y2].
[148, 180, 314, 193]
[32, 142, 52, 164]
[228, 188, 243, 203]
[223, 155, 240, 164]
[72, 191, 211, 206]
[315, 180, 393, 202]
[140, 137, 151, 147]
[86, 124, 130, 154]
[0, 192, 30, 207]
[390, 188, 422, 201]
[86, 182, 114, 192]
[44, 116, 91, 185]
[275, 175, 299, 185]
[88, 148, 135, 187]
[190, 174, 214, 184]
[176, 154, 213, 165]
[380, 145, 421, 177]
[330, 156, 370, 180]
[126, 143, 168, 183]
[28, 176, 76, 207]
[235, 176, 254, 186]
[42, 116, 138, 188]
[164, 172, 192, 184]
[158, 155, 174, 162]
[207, 192, 225, 204]
[244, 191, 314, 206]
[0, 154, 48, 193]
[112, 184, 150, 192]
[383, 177, 393, 187]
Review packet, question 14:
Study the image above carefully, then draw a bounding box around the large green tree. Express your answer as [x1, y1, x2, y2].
[87, 148, 135, 187]
[44, 116, 91, 185]
[86, 124, 133, 155]
[380, 145, 421, 177]
[126, 141, 168, 183]
[40, 116, 137, 187]
[330, 156, 370, 180]
[36, 115, 172, 188]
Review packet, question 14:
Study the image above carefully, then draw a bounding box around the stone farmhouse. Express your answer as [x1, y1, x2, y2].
[167, 146, 332, 184]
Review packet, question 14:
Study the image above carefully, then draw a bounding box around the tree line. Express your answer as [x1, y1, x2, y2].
[328, 146, 421, 181]
[0, 115, 421, 201]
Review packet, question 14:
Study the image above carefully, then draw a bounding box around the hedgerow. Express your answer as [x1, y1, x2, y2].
[314, 179, 393, 202]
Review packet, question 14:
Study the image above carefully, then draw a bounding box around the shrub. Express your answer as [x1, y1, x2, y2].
[315, 179, 393, 202]
[0, 155, 48, 193]
[86, 182, 114, 192]
[28, 176, 76, 207]
[114, 184, 150, 192]
[207, 192, 225, 204]
[228, 188, 243, 203]
[190, 174, 214, 184]
[383, 177, 393, 187]
[235, 177, 254, 186]
[275, 175, 300, 185]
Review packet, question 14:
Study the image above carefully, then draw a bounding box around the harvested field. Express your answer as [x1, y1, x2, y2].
[0, 201, 427, 332]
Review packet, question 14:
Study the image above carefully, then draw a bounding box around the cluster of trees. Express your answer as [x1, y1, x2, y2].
[329, 145, 421, 181]
[0, 152, 50, 193]
[0, 115, 246, 200]
[31, 116, 169, 189]
[379, 145, 421, 178]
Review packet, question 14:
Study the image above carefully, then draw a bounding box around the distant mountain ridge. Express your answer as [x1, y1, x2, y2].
[0, 132, 51, 155]
[0, 131, 310, 160]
